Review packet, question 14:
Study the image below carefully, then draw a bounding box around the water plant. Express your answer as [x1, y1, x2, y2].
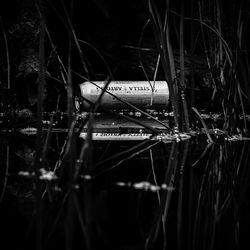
[0, 1, 250, 250]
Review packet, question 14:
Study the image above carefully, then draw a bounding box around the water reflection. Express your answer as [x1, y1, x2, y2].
[0, 131, 250, 250]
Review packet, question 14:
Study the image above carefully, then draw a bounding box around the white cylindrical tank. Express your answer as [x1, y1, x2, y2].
[78, 81, 169, 110]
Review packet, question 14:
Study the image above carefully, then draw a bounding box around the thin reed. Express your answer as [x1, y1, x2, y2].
[0, 1, 250, 250]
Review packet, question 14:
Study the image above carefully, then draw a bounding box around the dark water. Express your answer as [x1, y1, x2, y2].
[0, 131, 250, 250]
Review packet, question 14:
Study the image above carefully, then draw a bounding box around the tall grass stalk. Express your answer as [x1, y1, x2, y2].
[177, 140, 189, 250]
[78, 39, 113, 77]
[161, 141, 179, 249]
[66, 1, 74, 125]
[73, 190, 91, 250]
[192, 107, 213, 143]
[190, 0, 195, 111]
[179, 0, 190, 132]
[150, 149, 161, 204]
[198, 2, 217, 104]
[138, 19, 153, 86]
[59, 0, 90, 79]
[216, 1, 224, 88]
[196, 0, 250, 134]
[35, 6, 46, 250]
[148, 0, 179, 128]
[144, 141, 178, 249]
[45, 26, 68, 87]
[148, 0, 193, 132]
[192, 143, 214, 250]
[136, 19, 161, 107]
[0, 17, 10, 89]
[236, 8, 250, 133]
[191, 138, 248, 250]
[41, 114, 54, 163]
[0, 145, 9, 202]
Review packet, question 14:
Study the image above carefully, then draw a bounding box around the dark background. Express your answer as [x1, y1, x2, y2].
[0, 0, 250, 112]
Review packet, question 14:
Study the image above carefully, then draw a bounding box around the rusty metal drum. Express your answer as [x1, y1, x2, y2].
[78, 81, 169, 110]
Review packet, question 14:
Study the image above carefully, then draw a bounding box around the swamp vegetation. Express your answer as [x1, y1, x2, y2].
[1, 0, 250, 250]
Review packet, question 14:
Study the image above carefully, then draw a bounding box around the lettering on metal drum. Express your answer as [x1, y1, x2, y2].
[79, 81, 169, 109]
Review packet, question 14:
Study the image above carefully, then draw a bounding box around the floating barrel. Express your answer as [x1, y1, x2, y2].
[78, 81, 169, 110]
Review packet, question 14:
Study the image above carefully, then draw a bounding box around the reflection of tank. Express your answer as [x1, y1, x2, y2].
[78, 81, 169, 110]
